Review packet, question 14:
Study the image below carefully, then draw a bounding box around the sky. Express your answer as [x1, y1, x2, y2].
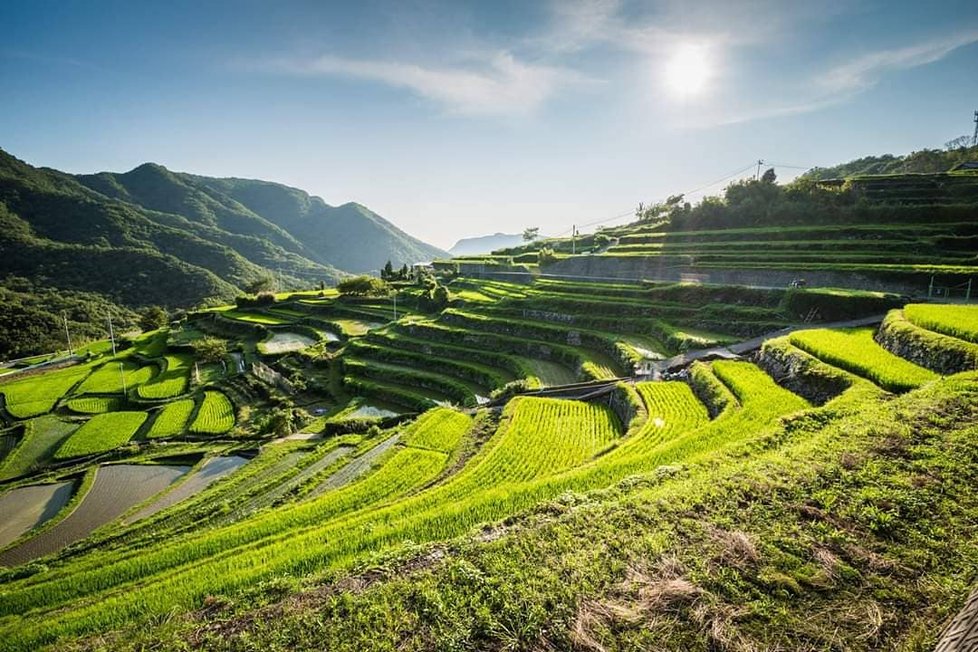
[1, 1, 977, 250]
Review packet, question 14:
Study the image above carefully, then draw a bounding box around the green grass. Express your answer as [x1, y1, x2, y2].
[74, 361, 156, 395]
[53, 411, 148, 460]
[189, 392, 234, 435]
[65, 396, 124, 414]
[401, 408, 473, 453]
[222, 311, 292, 326]
[146, 399, 196, 439]
[790, 327, 937, 392]
[136, 354, 192, 400]
[0, 364, 94, 418]
[0, 416, 78, 480]
[904, 303, 978, 343]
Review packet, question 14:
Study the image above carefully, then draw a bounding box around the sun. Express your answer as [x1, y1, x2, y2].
[664, 43, 712, 98]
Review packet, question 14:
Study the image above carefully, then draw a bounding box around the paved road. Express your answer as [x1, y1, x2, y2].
[651, 314, 887, 374]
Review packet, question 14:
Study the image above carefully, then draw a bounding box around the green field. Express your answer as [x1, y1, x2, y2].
[53, 411, 148, 459]
[904, 303, 978, 343]
[189, 391, 234, 435]
[146, 399, 196, 439]
[0, 364, 94, 418]
[136, 354, 192, 400]
[790, 327, 937, 392]
[74, 361, 156, 395]
[65, 396, 124, 414]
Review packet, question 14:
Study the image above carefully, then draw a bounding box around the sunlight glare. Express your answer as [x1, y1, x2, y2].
[664, 43, 712, 98]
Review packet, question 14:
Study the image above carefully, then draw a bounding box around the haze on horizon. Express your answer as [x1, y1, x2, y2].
[2, 0, 977, 250]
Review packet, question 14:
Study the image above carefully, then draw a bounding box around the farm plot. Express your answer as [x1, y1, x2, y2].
[65, 396, 123, 414]
[258, 331, 317, 355]
[0, 417, 79, 480]
[136, 354, 192, 400]
[126, 456, 249, 523]
[0, 365, 810, 645]
[332, 318, 385, 336]
[222, 311, 292, 326]
[790, 327, 937, 392]
[74, 361, 156, 395]
[1, 364, 94, 418]
[189, 392, 235, 435]
[145, 399, 196, 439]
[904, 303, 978, 343]
[0, 464, 188, 567]
[0, 481, 74, 548]
[523, 358, 578, 386]
[401, 408, 472, 454]
[54, 412, 148, 460]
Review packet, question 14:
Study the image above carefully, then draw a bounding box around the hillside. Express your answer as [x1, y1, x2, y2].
[801, 144, 978, 179]
[449, 232, 527, 256]
[0, 278, 976, 650]
[0, 149, 446, 357]
[457, 165, 978, 298]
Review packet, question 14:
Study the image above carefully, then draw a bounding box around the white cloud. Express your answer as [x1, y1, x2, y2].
[817, 29, 978, 94]
[268, 51, 585, 117]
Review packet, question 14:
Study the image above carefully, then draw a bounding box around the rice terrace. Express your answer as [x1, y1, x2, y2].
[3, 2, 978, 651]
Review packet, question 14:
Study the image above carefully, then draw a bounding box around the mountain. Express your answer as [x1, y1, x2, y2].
[0, 148, 446, 356]
[449, 232, 528, 256]
[186, 174, 447, 272]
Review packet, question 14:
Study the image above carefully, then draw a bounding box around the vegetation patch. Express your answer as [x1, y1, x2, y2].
[54, 411, 148, 460]
[137, 354, 193, 400]
[904, 303, 978, 343]
[189, 392, 235, 435]
[790, 327, 937, 392]
[65, 396, 124, 414]
[146, 399, 197, 439]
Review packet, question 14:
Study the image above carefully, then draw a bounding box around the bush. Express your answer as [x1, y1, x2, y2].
[337, 276, 390, 297]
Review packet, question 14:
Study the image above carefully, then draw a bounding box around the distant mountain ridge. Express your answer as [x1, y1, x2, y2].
[0, 148, 446, 357]
[449, 232, 529, 257]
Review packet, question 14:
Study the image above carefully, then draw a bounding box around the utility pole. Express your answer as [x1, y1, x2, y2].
[973, 110, 978, 147]
[967, 278, 973, 302]
[755, 159, 764, 180]
[571, 225, 578, 255]
[928, 275, 935, 299]
[392, 292, 398, 320]
[63, 312, 74, 356]
[118, 362, 127, 394]
[107, 316, 117, 356]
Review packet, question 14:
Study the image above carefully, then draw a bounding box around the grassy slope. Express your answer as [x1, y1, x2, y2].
[107, 372, 978, 652]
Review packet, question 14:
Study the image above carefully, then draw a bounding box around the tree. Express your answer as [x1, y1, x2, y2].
[399, 263, 409, 280]
[245, 275, 275, 294]
[522, 227, 540, 242]
[139, 306, 168, 331]
[760, 168, 777, 184]
[337, 275, 390, 297]
[381, 260, 394, 280]
[191, 337, 227, 363]
[946, 135, 973, 151]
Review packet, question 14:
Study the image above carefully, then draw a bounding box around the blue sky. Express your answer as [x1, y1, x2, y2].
[2, 1, 977, 249]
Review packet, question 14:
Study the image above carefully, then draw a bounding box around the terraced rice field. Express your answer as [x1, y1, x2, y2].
[222, 311, 292, 326]
[54, 412, 148, 460]
[0, 481, 74, 548]
[332, 319, 385, 336]
[0, 464, 188, 566]
[74, 360, 156, 394]
[136, 354, 192, 400]
[904, 303, 978, 343]
[145, 399, 196, 439]
[0, 417, 78, 480]
[189, 392, 235, 435]
[126, 456, 249, 523]
[65, 396, 123, 414]
[790, 327, 937, 392]
[523, 358, 578, 386]
[0, 363, 93, 418]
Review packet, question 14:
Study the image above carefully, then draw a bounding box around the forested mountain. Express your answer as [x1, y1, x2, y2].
[0, 148, 446, 357]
